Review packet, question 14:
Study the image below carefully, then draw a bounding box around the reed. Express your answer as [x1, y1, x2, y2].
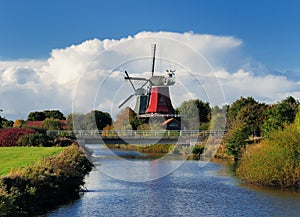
[237, 124, 300, 190]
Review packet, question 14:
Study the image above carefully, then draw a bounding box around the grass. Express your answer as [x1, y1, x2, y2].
[0, 147, 64, 176]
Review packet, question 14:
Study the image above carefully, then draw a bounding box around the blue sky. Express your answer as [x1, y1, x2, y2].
[1, 0, 300, 120]
[1, 0, 300, 71]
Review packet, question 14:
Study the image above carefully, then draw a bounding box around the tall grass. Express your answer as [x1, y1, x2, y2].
[237, 124, 300, 190]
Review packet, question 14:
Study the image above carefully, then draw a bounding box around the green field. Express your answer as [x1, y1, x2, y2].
[0, 147, 64, 176]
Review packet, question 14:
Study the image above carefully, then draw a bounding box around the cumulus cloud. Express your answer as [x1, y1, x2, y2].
[0, 31, 299, 120]
[2, 67, 39, 84]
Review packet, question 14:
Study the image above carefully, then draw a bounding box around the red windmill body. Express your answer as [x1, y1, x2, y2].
[146, 85, 175, 114]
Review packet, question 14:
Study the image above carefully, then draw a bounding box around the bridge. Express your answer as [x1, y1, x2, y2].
[47, 130, 225, 145]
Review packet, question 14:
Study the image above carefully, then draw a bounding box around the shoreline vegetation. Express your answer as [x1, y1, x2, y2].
[237, 124, 300, 190]
[0, 144, 93, 217]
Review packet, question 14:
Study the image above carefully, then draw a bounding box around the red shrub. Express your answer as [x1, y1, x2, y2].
[26, 120, 67, 129]
[0, 128, 36, 147]
[26, 121, 43, 128]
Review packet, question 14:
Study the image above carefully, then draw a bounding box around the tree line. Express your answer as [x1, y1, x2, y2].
[1, 96, 298, 146]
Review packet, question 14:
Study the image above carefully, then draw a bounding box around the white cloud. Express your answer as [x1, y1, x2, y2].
[0, 31, 299, 120]
[2, 67, 39, 84]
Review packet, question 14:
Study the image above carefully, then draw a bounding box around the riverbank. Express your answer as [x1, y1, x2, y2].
[236, 124, 300, 190]
[0, 144, 93, 217]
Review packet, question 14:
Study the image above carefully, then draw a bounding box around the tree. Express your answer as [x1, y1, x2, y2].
[177, 99, 211, 130]
[210, 113, 227, 130]
[226, 97, 266, 137]
[13, 119, 25, 128]
[0, 117, 13, 128]
[227, 97, 256, 127]
[295, 105, 300, 132]
[42, 118, 62, 130]
[114, 107, 134, 130]
[66, 113, 86, 130]
[86, 110, 112, 130]
[43, 110, 66, 120]
[66, 110, 112, 130]
[128, 108, 147, 130]
[210, 105, 227, 130]
[27, 111, 46, 121]
[262, 96, 299, 137]
[224, 122, 250, 160]
[27, 110, 65, 121]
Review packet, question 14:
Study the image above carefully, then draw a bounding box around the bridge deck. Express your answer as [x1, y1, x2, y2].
[47, 130, 225, 145]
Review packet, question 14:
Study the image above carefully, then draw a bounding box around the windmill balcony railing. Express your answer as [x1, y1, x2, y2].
[47, 130, 225, 139]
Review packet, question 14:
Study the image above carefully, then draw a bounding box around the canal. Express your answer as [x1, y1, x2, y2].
[46, 144, 300, 217]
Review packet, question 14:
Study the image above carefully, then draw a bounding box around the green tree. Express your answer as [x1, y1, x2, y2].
[210, 113, 227, 130]
[227, 97, 255, 127]
[27, 111, 46, 121]
[1, 117, 13, 128]
[86, 110, 112, 130]
[224, 122, 250, 160]
[66, 113, 86, 130]
[295, 105, 300, 132]
[128, 108, 147, 130]
[262, 96, 299, 137]
[43, 110, 66, 120]
[227, 97, 266, 137]
[66, 110, 112, 130]
[42, 118, 62, 130]
[177, 99, 211, 130]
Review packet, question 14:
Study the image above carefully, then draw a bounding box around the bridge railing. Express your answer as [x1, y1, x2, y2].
[47, 130, 225, 138]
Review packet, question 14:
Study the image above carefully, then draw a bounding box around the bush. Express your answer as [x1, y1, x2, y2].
[0, 144, 93, 216]
[53, 137, 74, 147]
[42, 118, 62, 130]
[237, 124, 300, 190]
[192, 145, 205, 155]
[0, 128, 36, 147]
[17, 133, 53, 147]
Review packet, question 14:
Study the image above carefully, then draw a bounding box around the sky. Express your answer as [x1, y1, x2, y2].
[0, 0, 300, 120]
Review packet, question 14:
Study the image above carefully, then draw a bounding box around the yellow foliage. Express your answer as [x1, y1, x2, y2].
[13, 119, 24, 128]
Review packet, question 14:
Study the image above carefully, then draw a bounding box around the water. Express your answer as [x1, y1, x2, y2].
[46, 145, 300, 217]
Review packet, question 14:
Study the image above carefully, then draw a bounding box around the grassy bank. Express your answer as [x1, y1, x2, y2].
[0, 147, 64, 176]
[0, 144, 93, 216]
[237, 124, 300, 190]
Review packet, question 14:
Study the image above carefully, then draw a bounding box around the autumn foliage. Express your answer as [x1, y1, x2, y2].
[0, 128, 36, 147]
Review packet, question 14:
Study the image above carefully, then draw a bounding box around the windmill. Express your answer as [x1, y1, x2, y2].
[118, 44, 180, 129]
